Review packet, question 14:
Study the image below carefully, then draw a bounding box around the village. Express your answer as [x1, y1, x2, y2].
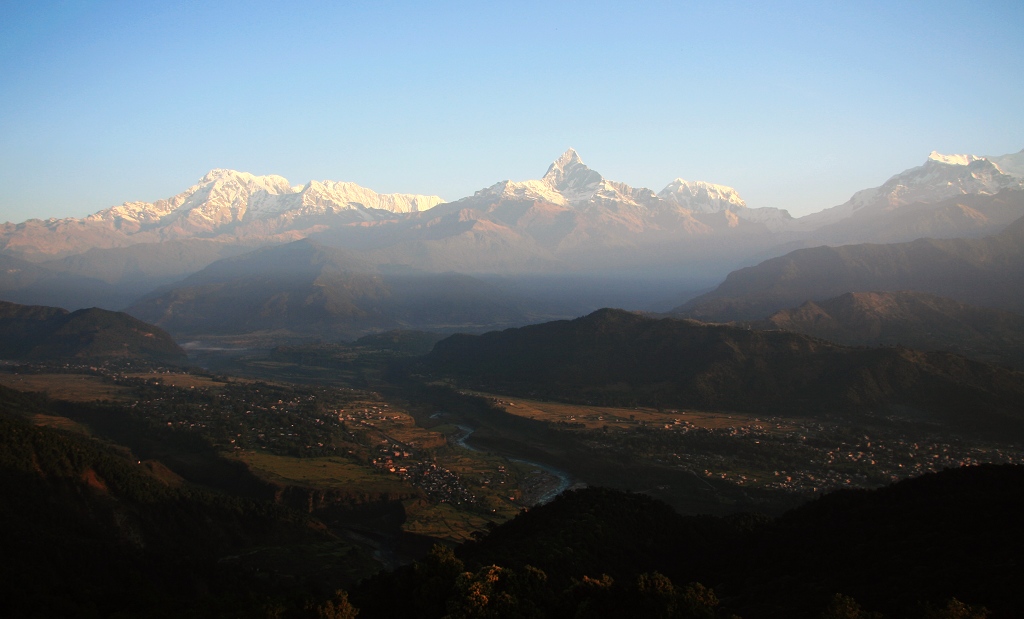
[5, 361, 1022, 508]
[545, 408, 1024, 496]
[338, 404, 485, 507]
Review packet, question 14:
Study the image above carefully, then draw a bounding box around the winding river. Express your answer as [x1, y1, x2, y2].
[452, 424, 574, 506]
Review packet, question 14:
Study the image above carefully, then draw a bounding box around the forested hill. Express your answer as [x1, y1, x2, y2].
[752, 291, 1024, 369]
[422, 308, 1024, 435]
[0, 386, 325, 617]
[354, 464, 1023, 618]
[0, 299, 187, 364]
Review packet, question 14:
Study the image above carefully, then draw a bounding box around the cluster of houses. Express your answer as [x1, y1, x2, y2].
[370, 442, 479, 505]
[101, 369, 352, 456]
[674, 423, 1023, 494]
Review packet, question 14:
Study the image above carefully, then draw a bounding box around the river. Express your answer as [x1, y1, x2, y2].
[452, 424, 575, 506]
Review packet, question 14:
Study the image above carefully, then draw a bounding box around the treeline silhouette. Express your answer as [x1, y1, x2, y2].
[354, 466, 1022, 618]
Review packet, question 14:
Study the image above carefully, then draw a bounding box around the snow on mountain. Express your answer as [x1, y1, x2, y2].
[469, 148, 664, 212]
[472, 179, 570, 206]
[543, 149, 663, 208]
[91, 169, 294, 227]
[541, 149, 606, 202]
[655, 178, 800, 231]
[797, 149, 1024, 229]
[0, 169, 445, 260]
[658, 179, 746, 213]
[91, 169, 444, 231]
[926, 151, 983, 166]
[8, 147, 1021, 270]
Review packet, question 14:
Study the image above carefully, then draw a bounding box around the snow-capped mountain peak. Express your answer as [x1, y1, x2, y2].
[546, 147, 584, 171]
[542, 148, 604, 197]
[926, 151, 984, 166]
[83, 169, 443, 234]
[473, 179, 569, 205]
[658, 179, 747, 213]
[796, 148, 1024, 229]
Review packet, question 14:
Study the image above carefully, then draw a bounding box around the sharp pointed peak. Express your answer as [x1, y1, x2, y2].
[554, 147, 583, 166]
[543, 148, 597, 187]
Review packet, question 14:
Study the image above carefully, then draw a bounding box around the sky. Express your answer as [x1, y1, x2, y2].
[1, 0, 1022, 223]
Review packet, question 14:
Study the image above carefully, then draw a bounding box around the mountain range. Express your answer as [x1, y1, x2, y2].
[0, 169, 445, 262]
[2, 148, 1019, 264]
[2, 147, 1023, 337]
[798, 150, 1024, 230]
[676, 211, 1024, 321]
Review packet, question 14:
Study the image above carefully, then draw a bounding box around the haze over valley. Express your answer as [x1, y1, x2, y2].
[4, 147, 1024, 332]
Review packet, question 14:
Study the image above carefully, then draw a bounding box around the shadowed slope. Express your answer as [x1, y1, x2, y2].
[0, 300, 186, 364]
[755, 291, 1024, 368]
[422, 308, 1024, 435]
[676, 213, 1024, 321]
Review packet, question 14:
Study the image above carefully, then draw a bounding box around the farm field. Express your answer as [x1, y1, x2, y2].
[0, 372, 127, 402]
[230, 451, 412, 495]
[467, 391, 802, 434]
[0, 364, 534, 548]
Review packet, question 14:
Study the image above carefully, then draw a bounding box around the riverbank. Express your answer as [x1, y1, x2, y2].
[451, 424, 578, 506]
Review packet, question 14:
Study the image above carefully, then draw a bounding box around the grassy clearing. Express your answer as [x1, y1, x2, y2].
[0, 373, 127, 402]
[125, 372, 231, 389]
[30, 413, 92, 435]
[471, 391, 800, 434]
[230, 450, 410, 494]
[402, 500, 499, 544]
[375, 415, 448, 450]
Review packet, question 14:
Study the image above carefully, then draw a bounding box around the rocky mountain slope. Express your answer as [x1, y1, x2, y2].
[310, 148, 785, 275]
[0, 169, 444, 261]
[676, 212, 1024, 321]
[3, 148, 1023, 313]
[798, 149, 1024, 230]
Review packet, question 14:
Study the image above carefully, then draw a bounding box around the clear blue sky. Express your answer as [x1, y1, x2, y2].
[1, 0, 1022, 223]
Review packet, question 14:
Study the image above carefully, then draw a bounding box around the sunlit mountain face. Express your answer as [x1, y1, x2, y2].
[3, 148, 1023, 319]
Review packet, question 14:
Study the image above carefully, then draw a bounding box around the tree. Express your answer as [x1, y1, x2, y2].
[923, 598, 989, 619]
[314, 590, 359, 619]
